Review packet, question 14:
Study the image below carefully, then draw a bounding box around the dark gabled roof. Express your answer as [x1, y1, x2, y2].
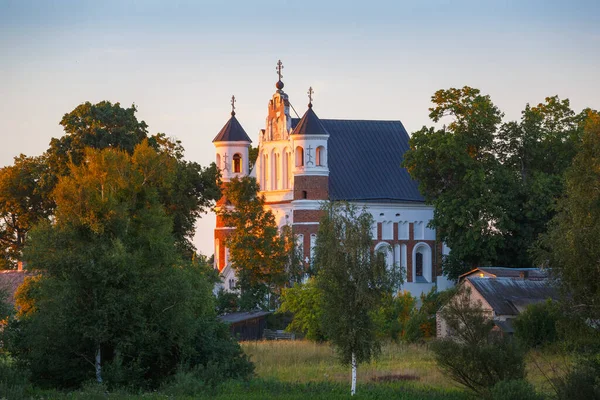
[213, 115, 252, 143]
[218, 311, 270, 324]
[459, 267, 548, 282]
[0, 270, 36, 305]
[467, 277, 560, 316]
[291, 118, 424, 202]
[292, 106, 329, 136]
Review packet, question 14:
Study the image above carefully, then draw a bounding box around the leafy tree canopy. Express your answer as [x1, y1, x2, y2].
[404, 87, 591, 279]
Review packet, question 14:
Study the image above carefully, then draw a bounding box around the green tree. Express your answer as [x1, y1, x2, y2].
[313, 202, 398, 395]
[404, 88, 588, 279]
[218, 176, 299, 310]
[7, 143, 249, 388]
[0, 155, 53, 269]
[278, 278, 326, 341]
[536, 111, 600, 321]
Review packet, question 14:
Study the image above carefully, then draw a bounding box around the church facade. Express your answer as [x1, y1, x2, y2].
[213, 63, 451, 296]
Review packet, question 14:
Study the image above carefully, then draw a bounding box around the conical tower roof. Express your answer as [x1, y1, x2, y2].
[292, 104, 329, 136]
[212, 114, 252, 143]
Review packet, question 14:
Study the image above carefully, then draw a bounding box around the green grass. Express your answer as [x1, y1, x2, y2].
[4, 340, 568, 399]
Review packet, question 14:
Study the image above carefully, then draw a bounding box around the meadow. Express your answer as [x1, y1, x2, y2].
[4, 340, 565, 399]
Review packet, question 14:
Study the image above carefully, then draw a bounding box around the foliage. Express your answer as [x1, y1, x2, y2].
[215, 287, 240, 315]
[404, 88, 589, 279]
[218, 176, 300, 310]
[431, 286, 526, 396]
[489, 379, 544, 400]
[556, 356, 600, 400]
[513, 300, 560, 349]
[0, 354, 32, 399]
[0, 155, 53, 269]
[374, 291, 416, 341]
[279, 278, 326, 341]
[535, 111, 600, 322]
[6, 144, 249, 389]
[313, 202, 398, 368]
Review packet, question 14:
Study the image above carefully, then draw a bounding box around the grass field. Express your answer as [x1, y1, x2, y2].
[5, 340, 565, 399]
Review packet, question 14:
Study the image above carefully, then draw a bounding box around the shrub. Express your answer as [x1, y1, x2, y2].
[557, 356, 600, 400]
[0, 354, 32, 399]
[278, 279, 327, 342]
[489, 379, 544, 400]
[513, 300, 560, 348]
[431, 286, 526, 396]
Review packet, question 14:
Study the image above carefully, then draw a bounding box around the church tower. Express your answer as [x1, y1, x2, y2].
[213, 96, 252, 272]
[290, 88, 330, 266]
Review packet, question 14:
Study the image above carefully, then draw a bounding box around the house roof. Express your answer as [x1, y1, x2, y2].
[467, 277, 560, 316]
[218, 310, 271, 324]
[459, 267, 548, 282]
[291, 118, 424, 203]
[213, 114, 252, 143]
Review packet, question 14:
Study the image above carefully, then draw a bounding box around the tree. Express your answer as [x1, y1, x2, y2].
[536, 111, 600, 321]
[0, 102, 220, 264]
[313, 202, 398, 395]
[403, 88, 589, 279]
[7, 143, 250, 388]
[278, 278, 326, 341]
[0, 155, 53, 269]
[218, 176, 299, 310]
[431, 286, 526, 396]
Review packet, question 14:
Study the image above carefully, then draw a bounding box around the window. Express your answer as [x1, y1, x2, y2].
[216, 154, 221, 170]
[416, 252, 423, 278]
[228, 279, 235, 290]
[302, 190, 307, 199]
[233, 153, 241, 173]
[272, 152, 279, 190]
[295, 146, 304, 167]
[215, 239, 220, 269]
[316, 146, 326, 166]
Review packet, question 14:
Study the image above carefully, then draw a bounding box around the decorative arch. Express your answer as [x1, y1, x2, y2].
[316, 146, 326, 166]
[282, 147, 291, 189]
[271, 149, 280, 190]
[216, 153, 221, 171]
[215, 238, 220, 270]
[412, 242, 432, 283]
[375, 242, 393, 271]
[295, 146, 304, 167]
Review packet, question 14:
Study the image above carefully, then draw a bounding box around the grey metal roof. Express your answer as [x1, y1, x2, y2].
[467, 277, 559, 316]
[213, 115, 252, 143]
[460, 267, 548, 281]
[292, 106, 329, 136]
[291, 118, 424, 202]
[218, 311, 270, 324]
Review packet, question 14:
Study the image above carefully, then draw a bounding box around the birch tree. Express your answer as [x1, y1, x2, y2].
[313, 202, 398, 395]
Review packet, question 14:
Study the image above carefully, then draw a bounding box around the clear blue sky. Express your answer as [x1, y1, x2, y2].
[1, 0, 599, 256]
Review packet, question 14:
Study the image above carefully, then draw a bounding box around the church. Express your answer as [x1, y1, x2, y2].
[212, 61, 452, 297]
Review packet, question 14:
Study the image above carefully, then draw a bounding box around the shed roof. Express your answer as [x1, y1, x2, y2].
[467, 277, 559, 316]
[291, 118, 424, 203]
[218, 311, 270, 324]
[460, 267, 548, 281]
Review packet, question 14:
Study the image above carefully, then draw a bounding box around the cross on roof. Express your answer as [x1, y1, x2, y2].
[276, 60, 284, 81]
[307, 86, 314, 107]
[230, 95, 236, 116]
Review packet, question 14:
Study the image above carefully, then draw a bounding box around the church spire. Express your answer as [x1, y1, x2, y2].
[275, 59, 284, 90]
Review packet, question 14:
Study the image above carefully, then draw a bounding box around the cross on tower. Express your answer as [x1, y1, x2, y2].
[307, 86, 314, 106]
[276, 60, 284, 81]
[306, 145, 314, 166]
[230, 95, 236, 116]
[222, 153, 229, 171]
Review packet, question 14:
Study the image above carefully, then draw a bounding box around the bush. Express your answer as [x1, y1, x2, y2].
[489, 379, 544, 400]
[557, 356, 600, 400]
[0, 354, 32, 399]
[513, 300, 560, 348]
[431, 286, 526, 396]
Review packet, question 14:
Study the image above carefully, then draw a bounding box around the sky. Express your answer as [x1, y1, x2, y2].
[1, 0, 599, 257]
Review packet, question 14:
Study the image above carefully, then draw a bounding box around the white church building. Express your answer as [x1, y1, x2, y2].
[213, 62, 452, 297]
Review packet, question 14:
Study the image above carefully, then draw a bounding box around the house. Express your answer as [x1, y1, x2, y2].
[0, 262, 34, 307]
[437, 270, 560, 337]
[459, 266, 548, 282]
[212, 61, 453, 297]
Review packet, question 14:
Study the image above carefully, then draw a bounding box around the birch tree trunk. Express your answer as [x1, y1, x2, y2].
[95, 346, 102, 384]
[351, 352, 357, 396]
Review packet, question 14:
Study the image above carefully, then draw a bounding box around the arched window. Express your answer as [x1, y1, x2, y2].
[310, 234, 317, 262]
[216, 154, 221, 170]
[272, 151, 280, 190]
[375, 242, 393, 272]
[282, 148, 289, 189]
[263, 154, 269, 188]
[316, 146, 326, 166]
[413, 243, 432, 283]
[228, 279, 235, 290]
[287, 151, 292, 186]
[215, 239, 220, 270]
[295, 146, 304, 167]
[233, 153, 241, 173]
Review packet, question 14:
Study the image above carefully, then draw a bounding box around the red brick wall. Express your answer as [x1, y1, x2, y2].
[293, 175, 328, 200]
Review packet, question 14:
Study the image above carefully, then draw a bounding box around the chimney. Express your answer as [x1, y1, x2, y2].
[17, 261, 23, 271]
[519, 270, 529, 279]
